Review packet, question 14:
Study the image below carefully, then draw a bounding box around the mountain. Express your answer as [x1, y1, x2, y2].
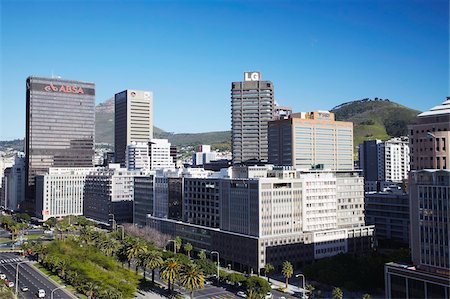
[331, 98, 420, 150]
[94, 98, 231, 148]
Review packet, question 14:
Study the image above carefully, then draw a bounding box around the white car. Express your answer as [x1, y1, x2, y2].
[0, 274, 5, 280]
[6, 281, 14, 287]
[265, 292, 273, 298]
[37, 289, 46, 298]
[237, 291, 247, 298]
[21, 286, 29, 292]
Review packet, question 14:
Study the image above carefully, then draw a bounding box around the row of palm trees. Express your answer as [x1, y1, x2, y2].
[77, 226, 206, 298]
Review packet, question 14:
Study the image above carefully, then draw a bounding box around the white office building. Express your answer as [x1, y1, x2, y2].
[126, 139, 175, 171]
[35, 167, 94, 220]
[126, 141, 151, 171]
[1, 153, 25, 211]
[192, 145, 217, 166]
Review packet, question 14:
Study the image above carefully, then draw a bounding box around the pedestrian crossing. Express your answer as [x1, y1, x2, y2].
[0, 258, 21, 264]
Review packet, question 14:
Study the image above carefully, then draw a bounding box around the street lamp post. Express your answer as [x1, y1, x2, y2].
[108, 213, 116, 230]
[15, 261, 31, 297]
[167, 239, 176, 254]
[295, 273, 306, 299]
[51, 285, 66, 299]
[117, 224, 125, 240]
[211, 251, 220, 281]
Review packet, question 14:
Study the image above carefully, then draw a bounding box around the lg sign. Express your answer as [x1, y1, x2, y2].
[244, 72, 261, 81]
[44, 83, 84, 94]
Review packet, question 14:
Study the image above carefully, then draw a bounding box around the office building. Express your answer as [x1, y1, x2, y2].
[83, 164, 145, 224]
[231, 72, 274, 164]
[126, 139, 175, 171]
[192, 145, 217, 166]
[1, 153, 25, 211]
[385, 98, 450, 298]
[35, 167, 93, 221]
[273, 102, 292, 120]
[365, 190, 409, 245]
[126, 142, 150, 171]
[359, 137, 410, 185]
[268, 111, 354, 171]
[134, 174, 155, 226]
[25, 76, 95, 201]
[146, 166, 373, 272]
[0, 157, 14, 188]
[114, 90, 153, 166]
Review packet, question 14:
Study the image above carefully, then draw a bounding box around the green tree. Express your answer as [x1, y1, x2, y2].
[282, 261, 294, 289]
[362, 294, 372, 299]
[332, 287, 343, 299]
[179, 263, 205, 299]
[126, 238, 147, 271]
[264, 263, 274, 282]
[160, 258, 181, 292]
[142, 250, 164, 283]
[306, 284, 315, 298]
[184, 242, 193, 258]
[83, 281, 98, 299]
[194, 258, 217, 276]
[229, 272, 246, 286]
[16, 213, 31, 223]
[198, 250, 206, 260]
[174, 236, 182, 253]
[44, 217, 57, 229]
[57, 259, 69, 279]
[245, 276, 271, 297]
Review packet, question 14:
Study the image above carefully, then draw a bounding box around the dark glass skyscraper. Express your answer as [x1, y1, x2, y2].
[25, 76, 95, 200]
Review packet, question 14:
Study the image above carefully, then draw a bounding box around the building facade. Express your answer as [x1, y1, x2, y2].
[35, 167, 93, 220]
[83, 164, 145, 224]
[133, 174, 155, 226]
[231, 72, 274, 164]
[268, 111, 354, 171]
[1, 153, 25, 211]
[25, 76, 95, 201]
[365, 191, 410, 244]
[385, 98, 450, 298]
[114, 90, 153, 166]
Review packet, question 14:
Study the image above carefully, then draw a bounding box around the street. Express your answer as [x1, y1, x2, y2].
[0, 252, 75, 299]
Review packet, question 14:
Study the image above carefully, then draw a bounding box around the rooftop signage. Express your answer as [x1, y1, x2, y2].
[244, 72, 261, 81]
[44, 83, 84, 94]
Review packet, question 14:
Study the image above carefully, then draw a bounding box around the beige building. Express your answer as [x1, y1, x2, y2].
[115, 90, 153, 166]
[268, 111, 354, 171]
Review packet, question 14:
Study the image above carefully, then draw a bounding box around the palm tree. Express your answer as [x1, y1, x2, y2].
[57, 259, 69, 279]
[332, 287, 343, 299]
[160, 258, 181, 292]
[83, 281, 97, 299]
[184, 242, 193, 258]
[264, 263, 274, 282]
[126, 239, 147, 272]
[198, 250, 206, 260]
[179, 263, 205, 299]
[174, 236, 182, 253]
[306, 284, 315, 298]
[98, 288, 123, 299]
[282, 261, 293, 289]
[143, 250, 164, 283]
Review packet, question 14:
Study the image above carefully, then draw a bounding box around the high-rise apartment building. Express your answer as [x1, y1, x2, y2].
[268, 111, 354, 171]
[231, 72, 274, 164]
[385, 98, 450, 299]
[114, 90, 153, 166]
[359, 137, 410, 184]
[25, 76, 95, 201]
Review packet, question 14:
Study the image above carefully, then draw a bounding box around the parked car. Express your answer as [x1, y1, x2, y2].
[237, 291, 247, 298]
[6, 280, 14, 287]
[0, 273, 6, 280]
[265, 292, 273, 298]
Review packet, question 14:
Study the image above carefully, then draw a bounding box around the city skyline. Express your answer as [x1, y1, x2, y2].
[1, 0, 448, 141]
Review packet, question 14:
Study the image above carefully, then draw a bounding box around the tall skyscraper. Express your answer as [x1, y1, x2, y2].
[231, 72, 274, 164]
[268, 111, 354, 171]
[385, 97, 450, 299]
[25, 76, 95, 201]
[114, 90, 153, 167]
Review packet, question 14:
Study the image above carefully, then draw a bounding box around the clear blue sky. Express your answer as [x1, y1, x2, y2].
[1, 0, 448, 140]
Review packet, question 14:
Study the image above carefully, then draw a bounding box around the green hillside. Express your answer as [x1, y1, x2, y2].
[331, 98, 420, 151]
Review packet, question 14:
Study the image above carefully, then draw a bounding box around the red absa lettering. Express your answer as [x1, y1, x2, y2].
[59, 85, 66, 92]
